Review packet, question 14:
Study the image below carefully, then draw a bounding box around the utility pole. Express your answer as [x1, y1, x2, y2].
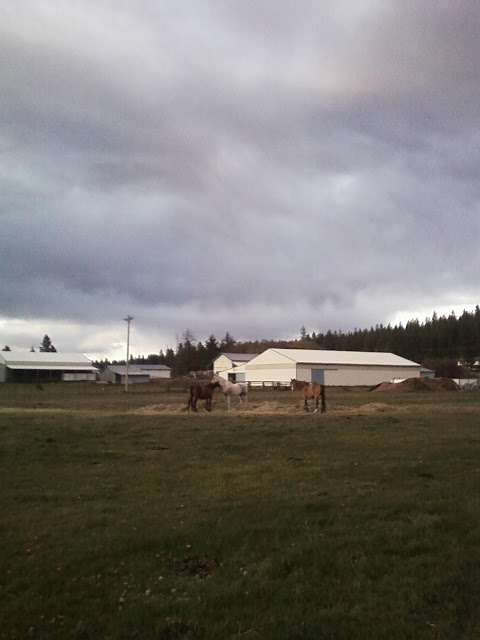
[124, 315, 134, 392]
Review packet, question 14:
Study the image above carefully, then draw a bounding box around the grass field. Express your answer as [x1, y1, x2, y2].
[1, 383, 480, 639]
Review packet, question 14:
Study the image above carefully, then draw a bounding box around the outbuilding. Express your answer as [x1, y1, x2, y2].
[212, 353, 258, 377]
[99, 364, 171, 385]
[244, 348, 421, 387]
[0, 351, 98, 383]
[420, 367, 435, 379]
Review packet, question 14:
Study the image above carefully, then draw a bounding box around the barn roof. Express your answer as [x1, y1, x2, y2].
[0, 351, 95, 368]
[105, 365, 170, 375]
[259, 348, 420, 368]
[217, 353, 258, 362]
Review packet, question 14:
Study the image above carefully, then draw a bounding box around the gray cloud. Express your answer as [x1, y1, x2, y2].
[1, 1, 479, 355]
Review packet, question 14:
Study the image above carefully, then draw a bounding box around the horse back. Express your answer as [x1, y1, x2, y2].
[301, 382, 321, 398]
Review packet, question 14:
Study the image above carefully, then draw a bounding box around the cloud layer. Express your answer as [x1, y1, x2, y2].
[1, 1, 479, 357]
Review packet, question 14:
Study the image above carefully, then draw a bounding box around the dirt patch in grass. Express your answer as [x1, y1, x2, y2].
[373, 377, 459, 392]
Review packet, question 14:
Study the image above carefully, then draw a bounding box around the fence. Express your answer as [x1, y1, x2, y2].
[246, 381, 290, 390]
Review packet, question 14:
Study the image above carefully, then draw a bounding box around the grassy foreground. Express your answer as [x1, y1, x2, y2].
[1, 384, 480, 639]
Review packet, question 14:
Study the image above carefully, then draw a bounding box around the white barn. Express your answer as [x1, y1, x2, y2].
[0, 351, 98, 383]
[243, 348, 421, 387]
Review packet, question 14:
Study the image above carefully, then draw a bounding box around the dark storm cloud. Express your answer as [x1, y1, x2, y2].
[1, 1, 479, 354]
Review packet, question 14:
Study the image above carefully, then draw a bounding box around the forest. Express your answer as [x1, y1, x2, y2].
[96, 307, 480, 377]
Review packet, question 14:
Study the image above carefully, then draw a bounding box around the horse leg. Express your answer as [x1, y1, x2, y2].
[304, 396, 309, 412]
[193, 397, 198, 413]
[314, 393, 319, 413]
[321, 386, 326, 413]
[226, 394, 231, 410]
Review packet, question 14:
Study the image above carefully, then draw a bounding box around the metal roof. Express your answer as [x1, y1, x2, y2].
[0, 351, 94, 367]
[217, 353, 258, 362]
[6, 365, 98, 372]
[105, 365, 169, 375]
[265, 348, 420, 367]
[135, 365, 170, 370]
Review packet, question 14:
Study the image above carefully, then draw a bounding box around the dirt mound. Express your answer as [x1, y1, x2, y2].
[373, 377, 459, 392]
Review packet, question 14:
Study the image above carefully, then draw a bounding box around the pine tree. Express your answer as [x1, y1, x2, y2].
[220, 332, 235, 351]
[40, 335, 57, 352]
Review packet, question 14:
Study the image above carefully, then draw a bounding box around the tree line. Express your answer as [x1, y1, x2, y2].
[94, 307, 480, 378]
[2, 335, 57, 353]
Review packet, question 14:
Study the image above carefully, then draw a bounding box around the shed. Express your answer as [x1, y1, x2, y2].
[420, 367, 435, 379]
[213, 353, 258, 376]
[244, 348, 421, 387]
[0, 351, 98, 383]
[99, 364, 171, 385]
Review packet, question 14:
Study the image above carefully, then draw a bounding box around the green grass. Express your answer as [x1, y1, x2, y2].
[1, 384, 480, 639]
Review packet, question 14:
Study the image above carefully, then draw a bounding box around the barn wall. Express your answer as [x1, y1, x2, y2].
[245, 362, 296, 383]
[147, 370, 171, 379]
[296, 364, 324, 382]
[120, 375, 150, 385]
[323, 365, 420, 386]
[247, 362, 420, 386]
[214, 355, 234, 374]
[100, 368, 116, 383]
[62, 372, 97, 382]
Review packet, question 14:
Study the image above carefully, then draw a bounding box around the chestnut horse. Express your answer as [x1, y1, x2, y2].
[290, 378, 326, 413]
[187, 381, 219, 413]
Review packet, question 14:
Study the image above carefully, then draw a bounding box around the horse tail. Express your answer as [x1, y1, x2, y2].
[321, 385, 326, 413]
[187, 385, 194, 411]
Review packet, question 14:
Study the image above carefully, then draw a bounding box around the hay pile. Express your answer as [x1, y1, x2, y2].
[130, 401, 301, 416]
[373, 377, 459, 392]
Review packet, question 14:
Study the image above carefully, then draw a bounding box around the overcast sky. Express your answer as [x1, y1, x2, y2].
[1, 1, 479, 359]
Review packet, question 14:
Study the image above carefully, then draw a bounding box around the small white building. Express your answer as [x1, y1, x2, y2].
[0, 351, 98, 383]
[243, 348, 421, 387]
[213, 353, 258, 377]
[420, 367, 435, 379]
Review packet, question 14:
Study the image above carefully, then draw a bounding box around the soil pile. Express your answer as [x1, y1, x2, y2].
[373, 377, 459, 392]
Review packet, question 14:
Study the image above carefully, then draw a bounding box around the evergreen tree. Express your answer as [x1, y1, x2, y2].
[220, 332, 236, 351]
[40, 335, 56, 352]
[204, 334, 220, 365]
[2, 345, 11, 351]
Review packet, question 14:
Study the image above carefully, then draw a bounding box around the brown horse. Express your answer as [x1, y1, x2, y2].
[290, 378, 326, 413]
[187, 382, 219, 413]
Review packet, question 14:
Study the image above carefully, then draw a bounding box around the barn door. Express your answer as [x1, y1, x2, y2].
[311, 369, 325, 384]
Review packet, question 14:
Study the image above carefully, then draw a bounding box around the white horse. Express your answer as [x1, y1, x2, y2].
[211, 374, 248, 410]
